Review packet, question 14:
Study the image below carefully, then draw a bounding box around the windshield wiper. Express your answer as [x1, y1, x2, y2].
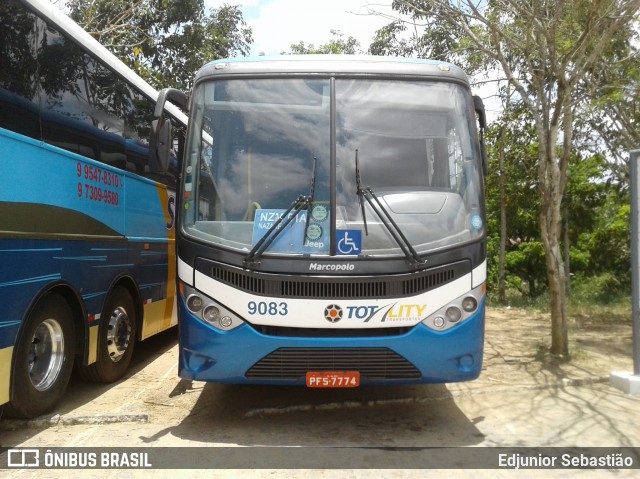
[243, 194, 312, 267]
[354, 150, 427, 269]
[244, 156, 317, 268]
[304, 156, 317, 234]
[355, 149, 368, 235]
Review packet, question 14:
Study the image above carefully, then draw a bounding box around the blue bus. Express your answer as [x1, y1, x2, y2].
[154, 55, 488, 388]
[0, 0, 186, 417]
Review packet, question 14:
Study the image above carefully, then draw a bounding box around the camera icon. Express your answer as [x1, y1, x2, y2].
[7, 449, 39, 468]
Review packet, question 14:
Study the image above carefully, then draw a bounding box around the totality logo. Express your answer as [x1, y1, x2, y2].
[324, 304, 343, 323]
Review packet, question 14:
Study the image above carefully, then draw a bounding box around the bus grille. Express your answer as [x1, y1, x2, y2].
[198, 260, 467, 299]
[245, 347, 421, 380]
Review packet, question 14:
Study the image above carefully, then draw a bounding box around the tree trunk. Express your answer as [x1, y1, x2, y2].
[498, 85, 511, 304]
[538, 123, 569, 358]
[498, 125, 507, 304]
[542, 217, 569, 357]
[563, 205, 571, 296]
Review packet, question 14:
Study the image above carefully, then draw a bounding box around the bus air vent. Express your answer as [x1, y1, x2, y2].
[198, 259, 468, 299]
[211, 266, 266, 294]
[280, 280, 387, 298]
[245, 347, 421, 380]
[402, 268, 455, 295]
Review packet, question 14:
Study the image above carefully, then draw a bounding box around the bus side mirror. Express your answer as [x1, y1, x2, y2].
[152, 88, 189, 173]
[473, 95, 488, 176]
[150, 118, 172, 173]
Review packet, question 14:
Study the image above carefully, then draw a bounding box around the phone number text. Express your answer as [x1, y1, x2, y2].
[78, 183, 120, 206]
[77, 162, 123, 188]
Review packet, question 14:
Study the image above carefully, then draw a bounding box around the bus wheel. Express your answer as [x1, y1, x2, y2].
[78, 287, 137, 383]
[6, 294, 75, 418]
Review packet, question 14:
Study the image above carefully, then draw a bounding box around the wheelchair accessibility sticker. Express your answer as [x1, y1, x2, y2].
[336, 230, 362, 255]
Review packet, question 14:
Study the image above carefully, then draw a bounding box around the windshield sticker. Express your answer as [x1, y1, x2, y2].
[252, 208, 329, 254]
[311, 204, 329, 222]
[336, 230, 362, 255]
[471, 214, 483, 230]
[306, 223, 323, 241]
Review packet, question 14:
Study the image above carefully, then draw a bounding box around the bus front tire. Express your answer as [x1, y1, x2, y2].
[77, 287, 137, 384]
[6, 294, 76, 419]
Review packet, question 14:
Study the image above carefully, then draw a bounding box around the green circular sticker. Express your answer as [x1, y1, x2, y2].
[306, 223, 323, 240]
[311, 205, 328, 222]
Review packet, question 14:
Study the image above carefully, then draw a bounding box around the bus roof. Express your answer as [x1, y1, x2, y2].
[196, 55, 470, 84]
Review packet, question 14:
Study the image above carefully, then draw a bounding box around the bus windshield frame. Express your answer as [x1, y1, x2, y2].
[181, 76, 484, 266]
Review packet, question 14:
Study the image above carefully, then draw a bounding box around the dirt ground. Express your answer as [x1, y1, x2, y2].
[0, 304, 635, 431]
[455, 305, 635, 395]
[1, 303, 639, 478]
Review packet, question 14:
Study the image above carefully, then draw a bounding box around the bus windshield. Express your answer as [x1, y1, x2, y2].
[183, 77, 483, 259]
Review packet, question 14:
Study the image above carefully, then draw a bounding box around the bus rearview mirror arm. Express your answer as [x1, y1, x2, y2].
[473, 95, 488, 176]
[151, 88, 189, 173]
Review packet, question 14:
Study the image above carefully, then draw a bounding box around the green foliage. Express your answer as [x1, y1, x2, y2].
[67, 0, 252, 90]
[570, 273, 625, 303]
[574, 17, 640, 168]
[282, 30, 362, 55]
[370, 1, 638, 336]
[483, 101, 631, 304]
[368, 21, 416, 58]
[504, 241, 547, 297]
[575, 197, 631, 286]
[286, 30, 361, 55]
[368, 0, 486, 74]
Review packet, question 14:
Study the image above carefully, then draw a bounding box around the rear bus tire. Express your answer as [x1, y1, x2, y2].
[77, 286, 137, 383]
[6, 294, 76, 418]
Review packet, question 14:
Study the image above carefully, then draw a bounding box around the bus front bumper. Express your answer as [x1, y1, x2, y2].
[177, 299, 485, 385]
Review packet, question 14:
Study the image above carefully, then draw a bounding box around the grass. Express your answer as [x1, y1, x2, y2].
[488, 291, 632, 364]
[567, 296, 631, 325]
[487, 291, 631, 324]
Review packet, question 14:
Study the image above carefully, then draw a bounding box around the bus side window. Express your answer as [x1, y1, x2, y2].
[0, 1, 40, 141]
[37, 17, 126, 168]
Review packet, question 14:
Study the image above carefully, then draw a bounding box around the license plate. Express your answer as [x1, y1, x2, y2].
[306, 371, 360, 388]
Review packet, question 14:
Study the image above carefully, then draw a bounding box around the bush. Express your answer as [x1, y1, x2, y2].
[570, 272, 625, 303]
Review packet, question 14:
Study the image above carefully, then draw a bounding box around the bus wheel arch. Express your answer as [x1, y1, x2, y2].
[6, 291, 77, 418]
[112, 276, 144, 341]
[76, 281, 139, 384]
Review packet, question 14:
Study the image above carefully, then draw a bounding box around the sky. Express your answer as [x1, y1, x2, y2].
[203, 0, 503, 118]
[203, 0, 399, 56]
[51, 0, 500, 115]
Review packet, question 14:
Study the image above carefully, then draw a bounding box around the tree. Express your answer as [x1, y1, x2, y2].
[485, 102, 542, 300]
[376, 0, 640, 357]
[287, 30, 362, 55]
[65, 0, 252, 90]
[576, 22, 640, 171]
[367, 1, 484, 75]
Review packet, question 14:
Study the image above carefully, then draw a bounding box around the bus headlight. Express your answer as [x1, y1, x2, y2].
[445, 306, 462, 323]
[186, 294, 204, 313]
[181, 283, 244, 331]
[202, 305, 221, 324]
[421, 284, 485, 332]
[462, 296, 478, 313]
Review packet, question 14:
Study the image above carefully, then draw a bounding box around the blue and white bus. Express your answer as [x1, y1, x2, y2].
[154, 55, 488, 388]
[0, 0, 186, 417]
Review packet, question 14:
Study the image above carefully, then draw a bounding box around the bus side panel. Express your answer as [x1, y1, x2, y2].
[0, 237, 131, 403]
[123, 175, 176, 339]
[1, 130, 125, 235]
[0, 347, 12, 405]
[0, 129, 174, 404]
